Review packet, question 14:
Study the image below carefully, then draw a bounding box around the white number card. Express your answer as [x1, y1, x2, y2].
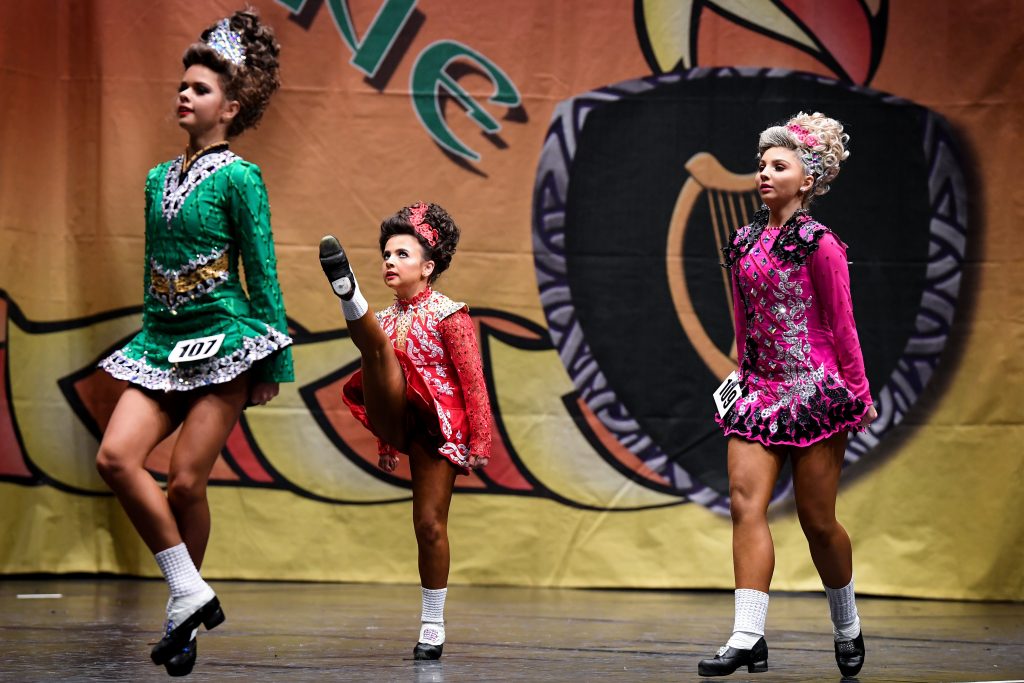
[713, 370, 743, 418]
[168, 334, 225, 363]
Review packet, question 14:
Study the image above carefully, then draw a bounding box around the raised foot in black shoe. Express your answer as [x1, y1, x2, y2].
[319, 235, 355, 300]
[835, 631, 865, 677]
[698, 637, 768, 677]
[164, 638, 197, 677]
[413, 642, 443, 660]
[151, 597, 224, 666]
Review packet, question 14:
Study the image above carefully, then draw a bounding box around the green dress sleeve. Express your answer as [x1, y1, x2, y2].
[141, 167, 161, 330]
[227, 162, 294, 384]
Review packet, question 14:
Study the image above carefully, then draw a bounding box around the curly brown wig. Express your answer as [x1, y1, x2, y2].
[182, 9, 280, 138]
[379, 203, 461, 284]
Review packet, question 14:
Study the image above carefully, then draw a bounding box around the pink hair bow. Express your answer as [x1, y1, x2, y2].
[408, 202, 439, 247]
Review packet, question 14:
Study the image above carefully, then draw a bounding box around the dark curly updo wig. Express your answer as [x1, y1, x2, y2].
[182, 9, 281, 137]
[379, 202, 461, 284]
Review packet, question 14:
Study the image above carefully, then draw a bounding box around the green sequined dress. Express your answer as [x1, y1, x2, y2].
[99, 150, 294, 391]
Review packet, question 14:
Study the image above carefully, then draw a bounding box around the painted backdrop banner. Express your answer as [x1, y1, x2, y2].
[1, 0, 1021, 601]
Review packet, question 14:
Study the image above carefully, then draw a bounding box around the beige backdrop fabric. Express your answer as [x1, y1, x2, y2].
[0, 0, 1021, 601]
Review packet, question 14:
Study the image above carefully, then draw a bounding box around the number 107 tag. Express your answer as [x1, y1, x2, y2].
[168, 334, 225, 363]
[713, 370, 743, 418]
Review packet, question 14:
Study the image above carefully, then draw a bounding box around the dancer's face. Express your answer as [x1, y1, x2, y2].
[382, 234, 435, 298]
[176, 65, 238, 140]
[757, 146, 814, 209]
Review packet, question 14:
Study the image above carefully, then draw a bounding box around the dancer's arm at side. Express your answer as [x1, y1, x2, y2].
[228, 162, 294, 388]
[810, 233, 872, 407]
[439, 310, 491, 468]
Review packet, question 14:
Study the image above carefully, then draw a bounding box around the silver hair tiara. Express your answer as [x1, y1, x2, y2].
[206, 19, 246, 66]
[800, 150, 825, 178]
[788, 124, 825, 178]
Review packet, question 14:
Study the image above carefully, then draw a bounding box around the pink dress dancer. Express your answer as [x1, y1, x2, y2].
[716, 208, 871, 446]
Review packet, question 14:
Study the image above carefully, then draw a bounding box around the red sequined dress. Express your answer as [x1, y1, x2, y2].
[342, 288, 491, 473]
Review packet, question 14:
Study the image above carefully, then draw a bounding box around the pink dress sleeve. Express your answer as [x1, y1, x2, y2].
[810, 233, 872, 405]
[438, 310, 492, 459]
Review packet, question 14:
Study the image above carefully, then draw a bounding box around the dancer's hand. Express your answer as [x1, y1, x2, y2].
[467, 453, 489, 469]
[857, 405, 878, 431]
[378, 453, 399, 472]
[250, 382, 279, 406]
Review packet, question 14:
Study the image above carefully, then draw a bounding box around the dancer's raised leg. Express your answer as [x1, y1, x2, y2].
[320, 235, 409, 448]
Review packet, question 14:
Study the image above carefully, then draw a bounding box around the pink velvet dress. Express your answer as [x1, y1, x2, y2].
[342, 287, 491, 473]
[715, 208, 872, 447]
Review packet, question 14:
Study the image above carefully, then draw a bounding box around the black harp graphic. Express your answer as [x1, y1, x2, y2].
[666, 153, 760, 380]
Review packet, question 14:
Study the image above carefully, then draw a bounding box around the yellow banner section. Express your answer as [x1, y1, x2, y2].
[1, 1, 1021, 601]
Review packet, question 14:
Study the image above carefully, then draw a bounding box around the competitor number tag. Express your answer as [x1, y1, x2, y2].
[713, 370, 742, 417]
[168, 334, 225, 363]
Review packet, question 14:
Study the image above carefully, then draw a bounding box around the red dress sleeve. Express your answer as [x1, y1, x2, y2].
[810, 233, 872, 405]
[438, 310, 492, 461]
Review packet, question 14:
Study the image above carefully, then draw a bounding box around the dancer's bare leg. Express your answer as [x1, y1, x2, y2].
[409, 443, 459, 588]
[96, 387, 184, 553]
[346, 312, 410, 450]
[320, 235, 409, 448]
[697, 437, 786, 669]
[791, 431, 852, 588]
[409, 442, 459, 657]
[167, 374, 249, 568]
[728, 437, 786, 591]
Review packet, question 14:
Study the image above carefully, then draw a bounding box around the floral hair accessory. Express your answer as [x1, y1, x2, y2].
[206, 19, 246, 67]
[408, 202, 439, 247]
[787, 124, 824, 178]
[787, 124, 818, 148]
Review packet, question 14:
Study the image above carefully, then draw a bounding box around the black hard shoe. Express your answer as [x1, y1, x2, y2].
[698, 637, 768, 677]
[164, 637, 197, 677]
[413, 642, 443, 660]
[834, 631, 865, 677]
[319, 235, 355, 300]
[150, 595, 224, 665]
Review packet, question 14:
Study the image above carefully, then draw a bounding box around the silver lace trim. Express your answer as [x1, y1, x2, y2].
[99, 325, 292, 392]
[161, 151, 240, 223]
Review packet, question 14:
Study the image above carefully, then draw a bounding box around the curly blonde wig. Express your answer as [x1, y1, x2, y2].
[757, 112, 850, 202]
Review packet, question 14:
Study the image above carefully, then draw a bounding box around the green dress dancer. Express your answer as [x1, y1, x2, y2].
[101, 147, 293, 389]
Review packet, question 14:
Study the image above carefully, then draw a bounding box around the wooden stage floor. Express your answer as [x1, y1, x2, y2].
[1, 579, 1021, 682]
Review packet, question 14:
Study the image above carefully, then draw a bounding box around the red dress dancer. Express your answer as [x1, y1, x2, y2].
[343, 286, 491, 475]
[319, 202, 490, 660]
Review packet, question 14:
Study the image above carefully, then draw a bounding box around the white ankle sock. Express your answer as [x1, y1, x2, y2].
[420, 586, 447, 644]
[726, 588, 768, 650]
[339, 274, 368, 321]
[825, 577, 861, 641]
[421, 586, 446, 623]
[154, 543, 207, 598]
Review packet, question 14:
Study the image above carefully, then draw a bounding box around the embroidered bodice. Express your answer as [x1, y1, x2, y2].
[724, 208, 870, 405]
[99, 150, 293, 390]
[377, 288, 491, 457]
[713, 207, 873, 444]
